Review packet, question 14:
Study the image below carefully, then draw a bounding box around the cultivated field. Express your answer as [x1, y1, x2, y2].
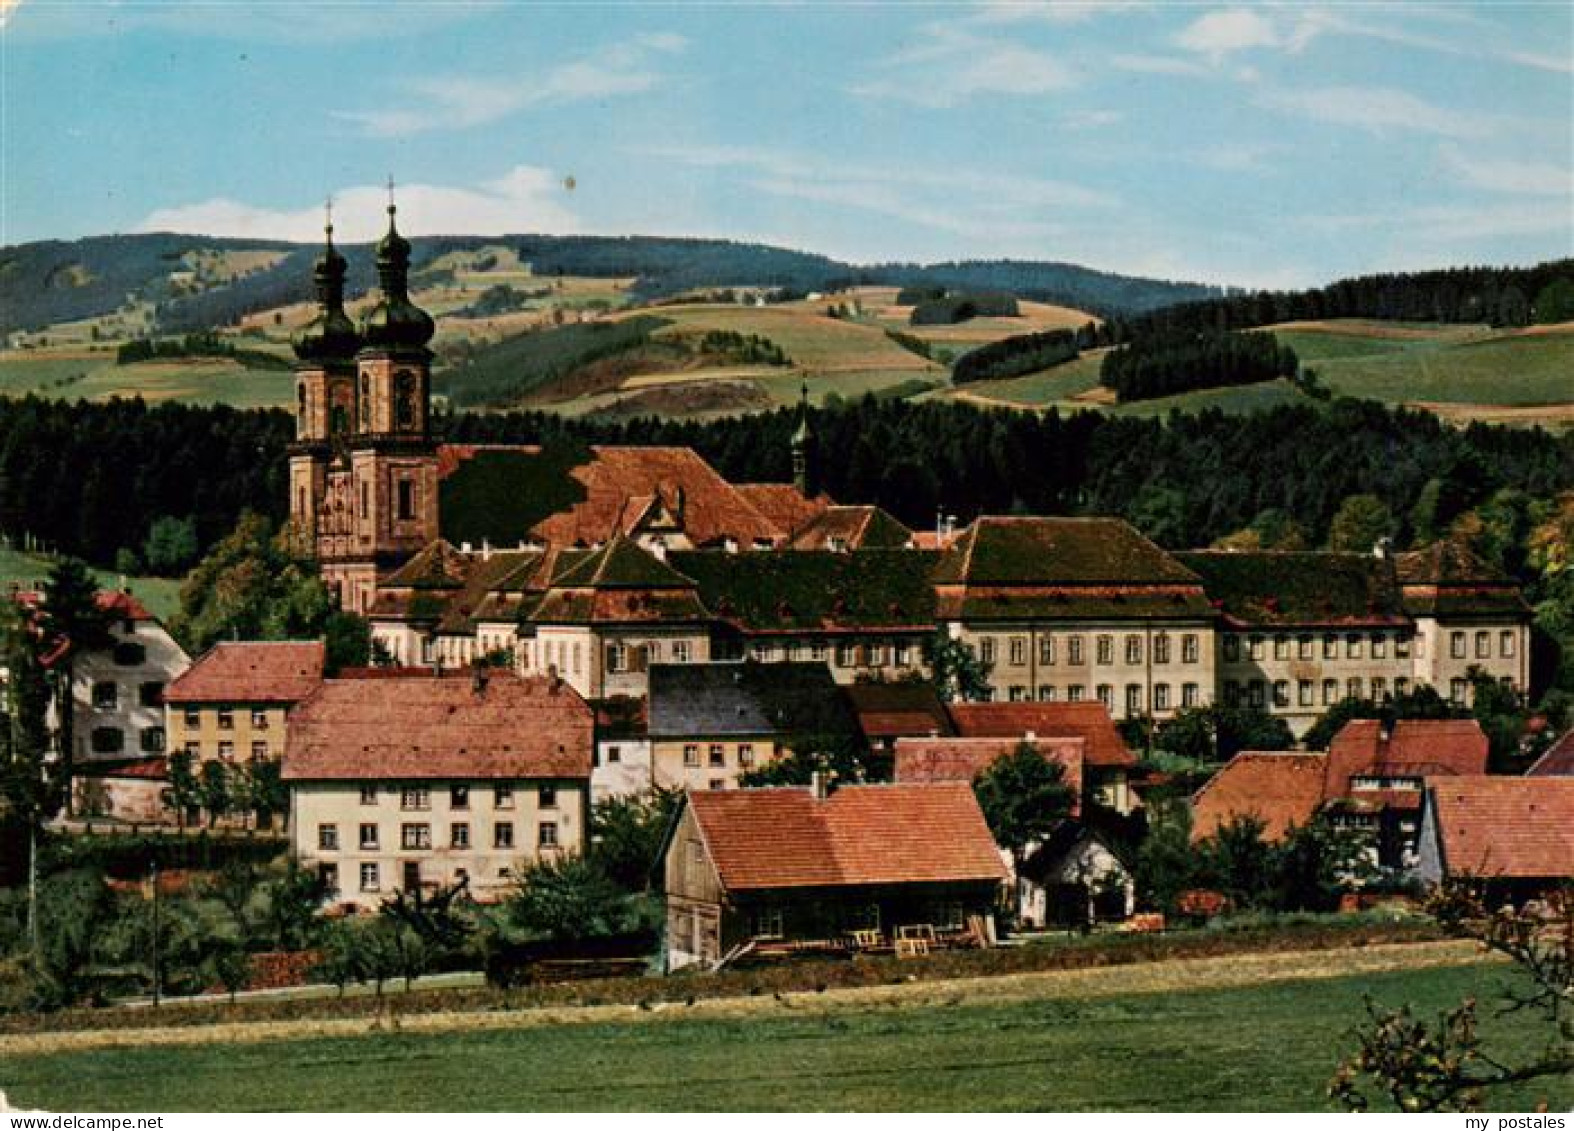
[1, 943, 1561, 1112]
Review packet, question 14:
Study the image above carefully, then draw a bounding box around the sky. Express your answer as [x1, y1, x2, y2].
[2, 1, 1570, 288]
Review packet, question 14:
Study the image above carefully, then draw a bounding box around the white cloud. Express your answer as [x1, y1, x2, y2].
[336, 35, 687, 137]
[973, 1, 1148, 26]
[137, 166, 580, 241]
[849, 24, 1077, 108]
[1258, 85, 1505, 140]
[1175, 9, 1282, 60]
[1439, 144, 1574, 197]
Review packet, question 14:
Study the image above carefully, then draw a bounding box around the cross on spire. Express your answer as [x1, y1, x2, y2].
[386, 174, 397, 216]
[324, 195, 334, 240]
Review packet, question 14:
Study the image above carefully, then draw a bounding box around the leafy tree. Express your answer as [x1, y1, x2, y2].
[1154, 704, 1293, 762]
[507, 855, 641, 943]
[379, 879, 475, 961]
[198, 759, 233, 828]
[1466, 668, 1531, 772]
[971, 742, 1076, 873]
[736, 733, 873, 788]
[1197, 815, 1274, 909]
[204, 936, 252, 1005]
[0, 599, 62, 881]
[930, 632, 992, 703]
[141, 515, 199, 576]
[1331, 883, 1573, 1111]
[588, 788, 681, 893]
[164, 748, 201, 829]
[1533, 276, 1574, 323]
[1271, 815, 1374, 913]
[1132, 799, 1197, 915]
[258, 862, 329, 952]
[1327, 494, 1394, 552]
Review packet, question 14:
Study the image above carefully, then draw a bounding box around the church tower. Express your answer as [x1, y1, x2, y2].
[288, 209, 361, 555]
[299, 193, 441, 614]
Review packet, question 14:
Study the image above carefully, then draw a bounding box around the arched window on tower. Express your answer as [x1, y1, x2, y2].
[329, 404, 348, 437]
[359, 375, 371, 431]
[396, 370, 419, 431]
[297, 383, 308, 436]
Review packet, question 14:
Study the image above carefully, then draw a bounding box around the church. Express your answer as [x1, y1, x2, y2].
[287, 208, 1532, 734]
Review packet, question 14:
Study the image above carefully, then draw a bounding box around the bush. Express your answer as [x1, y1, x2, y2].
[952, 329, 1078, 384]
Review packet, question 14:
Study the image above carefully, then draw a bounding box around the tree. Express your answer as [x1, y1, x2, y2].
[141, 515, 199, 576]
[736, 732, 873, 788]
[164, 748, 201, 830]
[1331, 883, 1573, 1111]
[1132, 799, 1197, 915]
[588, 789, 681, 893]
[1327, 494, 1394, 552]
[972, 742, 1076, 873]
[1196, 815, 1273, 909]
[0, 600, 60, 946]
[930, 632, 992, 703]
[507, 855, 640, 944]
[198, 759, 232, 828]
[1271, 815, 1374, 913]
[1154, 704, 1293, 762]
[39, 557, 111, 795]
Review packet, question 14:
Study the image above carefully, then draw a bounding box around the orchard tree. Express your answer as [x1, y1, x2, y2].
[972, 742, 1076, 874]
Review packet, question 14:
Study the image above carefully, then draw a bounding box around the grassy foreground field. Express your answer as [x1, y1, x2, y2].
[2, 946, 1563, 1112]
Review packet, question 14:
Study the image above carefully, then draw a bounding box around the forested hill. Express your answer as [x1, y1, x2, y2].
[0, 231, 1223, 337]
[1, 393, 1567, 574]
[1113, 260, 1574, 338]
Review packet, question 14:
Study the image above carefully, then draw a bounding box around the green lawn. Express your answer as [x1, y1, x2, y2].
[0, 548, 181, 623]
[0, 354, 293, 409]
[3, 960, 1562, 1112]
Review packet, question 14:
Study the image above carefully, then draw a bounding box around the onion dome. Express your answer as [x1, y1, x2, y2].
[291, 219, 362, 362]
[360, 201, 435, 350]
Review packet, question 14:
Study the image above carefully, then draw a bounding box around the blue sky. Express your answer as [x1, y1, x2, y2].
[3, 1, 1570, 287]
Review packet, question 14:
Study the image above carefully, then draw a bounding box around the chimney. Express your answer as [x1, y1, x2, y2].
[1372, 537, 1392, 560]
[810, 770, 830, 801]
[472, 667, 489, 696]
[1025, 729, 1037, 743]
[482, 538, 492, 561]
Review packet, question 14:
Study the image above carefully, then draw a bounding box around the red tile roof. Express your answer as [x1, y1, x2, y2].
[283, 672, 592, 782]
[1325, 719, 1489, 797]
[1190, 753, 1328, 841]
[531, 447, 786, 549]
[893, 736, 1083, 810]
[786, 505, 912, 551]
[687, 783, 1007, 892]
[1427, 776, 1574, 879]
[734, 483, 830, 536]
[164, 641, 326, 705]
[946, 701, 1136, 768]
[1527, 730, 1574, 777]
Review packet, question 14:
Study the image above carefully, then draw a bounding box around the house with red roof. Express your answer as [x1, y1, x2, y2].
[1191, 718, 1492, 870]
[164, 641, 325, 771]
[946, 700, 1138, 813]
[1417, 777, 1574, 901]
[283, 670, 593, 910]
[662, 780, 1007, 970]
[54, 591, 190, 773]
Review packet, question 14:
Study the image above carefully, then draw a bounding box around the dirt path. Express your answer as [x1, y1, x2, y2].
[0, 939, 1491, 1058]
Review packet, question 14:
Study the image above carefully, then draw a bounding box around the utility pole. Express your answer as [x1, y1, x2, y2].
[27, 823, 38, 958]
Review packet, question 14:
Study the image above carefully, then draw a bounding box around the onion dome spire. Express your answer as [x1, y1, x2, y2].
[791, 382, 818, 496]
[292, 199, 362, 362]
[360, 178, 435, 350]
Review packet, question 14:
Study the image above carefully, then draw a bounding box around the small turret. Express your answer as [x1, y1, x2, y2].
[791, 382, 818, 497]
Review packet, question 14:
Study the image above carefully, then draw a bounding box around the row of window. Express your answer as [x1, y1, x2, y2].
[1224, 676, 1413, 709]
[178, 706, 272, 730]
[681, 743, 758, 768]
[318, 820, 559, 853]
[1001, 683, 1203, 711]
[606, 640, 694, 673]
[327, 861, 492, 896]
[1223, 631, 1413, 664]
[1449, 630, 1516, 661]
[183, 739, 270, 760]
[978, 633, 1201, 668]
[358, 783, 555, 810]
[91, 726, 164, 754]
[91, 681, 165, 710]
